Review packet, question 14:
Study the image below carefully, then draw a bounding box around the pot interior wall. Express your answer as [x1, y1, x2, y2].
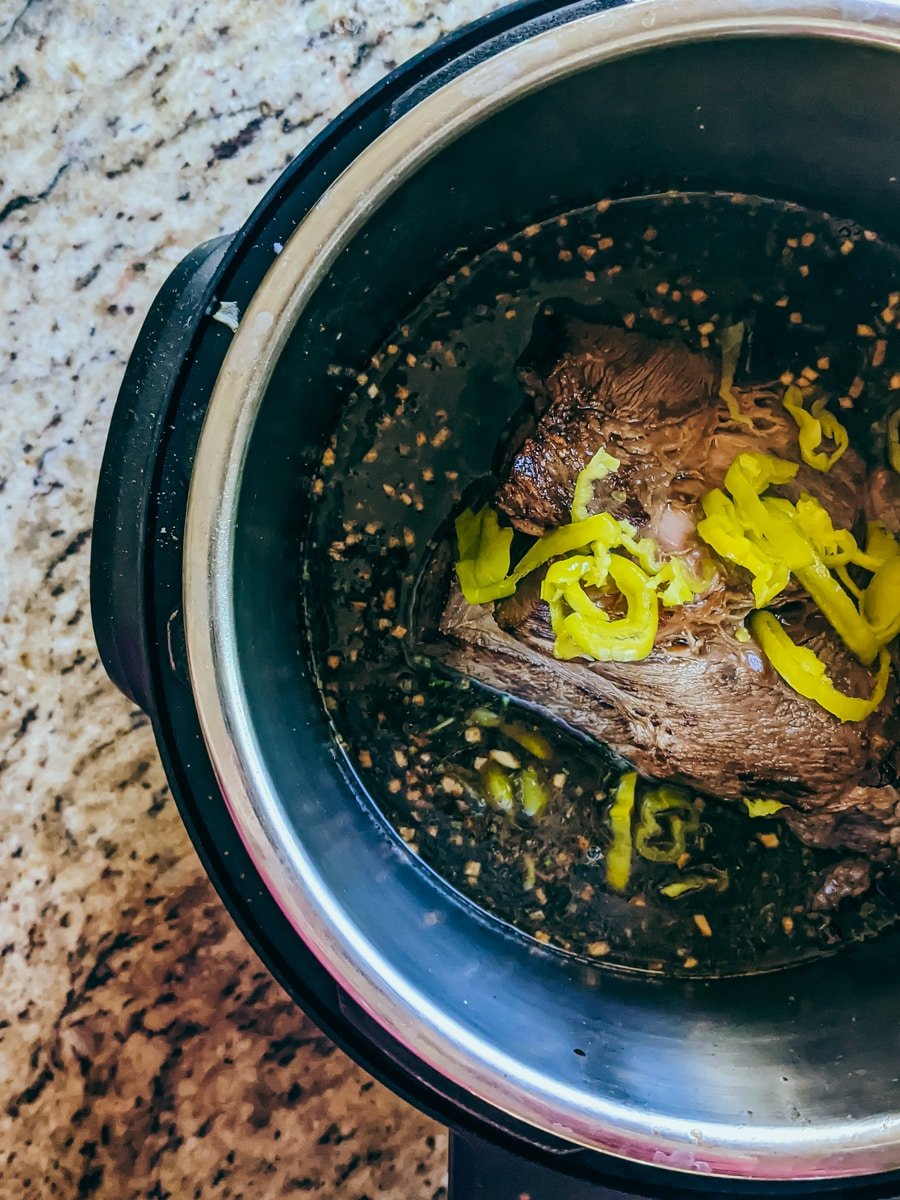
[231, 35, 900, 1176]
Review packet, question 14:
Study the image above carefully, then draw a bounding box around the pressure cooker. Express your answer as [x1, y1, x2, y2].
[91, 1, 900, 1195]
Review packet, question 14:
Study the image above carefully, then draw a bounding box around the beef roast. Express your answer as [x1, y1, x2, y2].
[497, 315, 864, 541]
[427, 318, 899, 855]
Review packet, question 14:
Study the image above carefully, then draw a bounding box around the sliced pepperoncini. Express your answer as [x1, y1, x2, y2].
[454, 507, 515, 604]
[863, 556, 900, 647]
[866, 520, 900, 567]
[455, 508, 619, 605]
[479, 759, 516, 811]
[749, 610, 891, 723]
[723, 453, 811, 569]
[701, 453, 880, 666]
[697, 487, 790, 607]
[605, 771, 637, 893]
[516, 765, 550, 818]
[500, 722, 553, 761]
[660, 869, 729, 900]
[455, 493, 709, 662]
[571, 554, 659, 661]
[792, 552, 879, 666]
[782, 385, 849, 472]
[793, 494, 866, 566]
[652, 556, 717, 606]
[718, 323, 755, 428]
[743, 797, 786, 818]
[634, 785, 700, 864]
[542, 551, 659, 662]
[571, 447, 621, 522]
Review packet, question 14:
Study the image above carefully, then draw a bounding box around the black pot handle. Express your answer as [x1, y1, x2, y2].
[448, 1133, 783, 1200]
[91, 234, 234, 712]
[449, 1133, 637, 1200]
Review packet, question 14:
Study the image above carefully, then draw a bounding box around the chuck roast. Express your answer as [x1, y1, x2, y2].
[429, 316, 899, 856]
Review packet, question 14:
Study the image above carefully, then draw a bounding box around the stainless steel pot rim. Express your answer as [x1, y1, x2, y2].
[184, 0, 900, 1179]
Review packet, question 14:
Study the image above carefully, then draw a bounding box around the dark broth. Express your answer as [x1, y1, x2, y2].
[305, 192, 900, 976]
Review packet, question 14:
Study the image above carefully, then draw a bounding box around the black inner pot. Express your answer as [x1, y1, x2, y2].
[226, 31, 900, 1185]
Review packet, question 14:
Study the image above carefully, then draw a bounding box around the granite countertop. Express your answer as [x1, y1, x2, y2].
[0, 1, 501, 1194]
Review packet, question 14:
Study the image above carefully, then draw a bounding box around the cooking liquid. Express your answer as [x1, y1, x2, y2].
[305, 192, 900, 976]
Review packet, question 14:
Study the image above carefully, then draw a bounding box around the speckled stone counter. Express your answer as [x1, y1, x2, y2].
[0, 2, 501, 1194]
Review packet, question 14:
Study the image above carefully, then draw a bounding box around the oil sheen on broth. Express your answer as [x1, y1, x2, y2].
[305, 192, 900, 977]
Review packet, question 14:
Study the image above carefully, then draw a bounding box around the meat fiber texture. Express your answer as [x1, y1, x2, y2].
[435, 316, 899, 856]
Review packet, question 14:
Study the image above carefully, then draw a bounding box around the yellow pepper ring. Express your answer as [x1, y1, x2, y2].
[454, 506, 516, 604]
[749, 610, 891, 723]
[863, 557, 900, 646]
[634, 787, 699, 863]
[725, 455, 812, 569]
[812, 396, 850, 465]
[605, 771, 637, 893]
[571, 447, 621, 522]
[866, 521, 900, 566]
[544, 552, 660, 663]
[782, 385, 849, 472]
[697, 488, 790, 608]
[720, 454, 880, 665]
[792, 552, 879, 666]
[455, 508, 620, 605]
[835, 564, 864, 600]
[793, 494, 865, 566]
[514, 511, 621, 579]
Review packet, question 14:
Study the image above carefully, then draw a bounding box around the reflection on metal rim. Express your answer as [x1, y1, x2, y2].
[184, 0, 900, 1178]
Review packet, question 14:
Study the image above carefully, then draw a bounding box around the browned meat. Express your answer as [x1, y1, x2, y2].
[440, 583, 897, 837]
[496, 324, 718, 535]
[786, 772, 900, 857]
[430, 319, 899, 856]
[498, 318, 864, 542]
[812, 859, 874, 911]
[866, 466, 900, 534]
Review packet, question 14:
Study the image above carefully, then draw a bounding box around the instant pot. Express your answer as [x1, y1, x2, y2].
[91, 1, 900, 1195]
